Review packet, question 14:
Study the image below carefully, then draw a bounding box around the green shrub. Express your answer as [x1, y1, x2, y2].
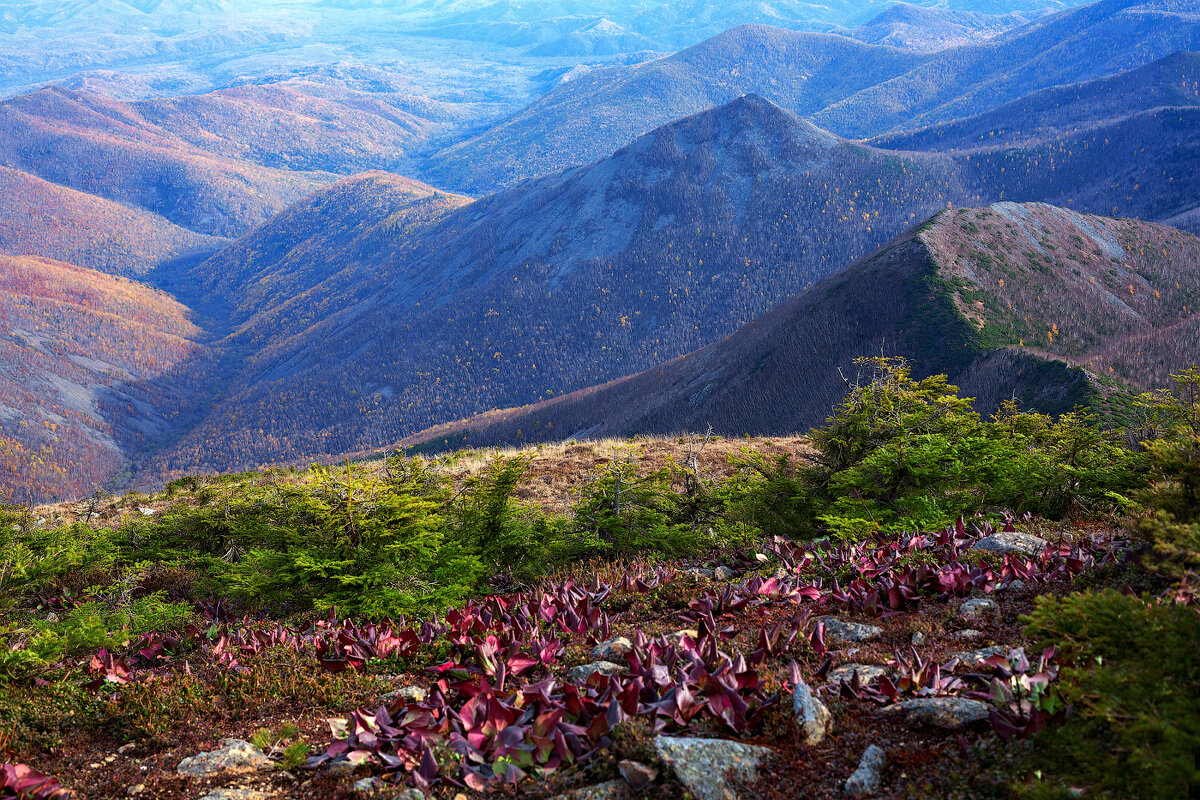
[1023, 590, 1200, 799]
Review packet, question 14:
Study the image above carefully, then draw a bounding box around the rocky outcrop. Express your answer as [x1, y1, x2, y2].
[843, 745, 886, 797]
[970, 532, 1047, 557]
[882, 697, 991, 729]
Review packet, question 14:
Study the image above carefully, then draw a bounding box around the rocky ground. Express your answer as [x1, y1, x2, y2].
[10, 517, 1116, 800]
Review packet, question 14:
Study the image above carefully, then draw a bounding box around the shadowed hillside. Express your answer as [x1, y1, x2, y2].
[403, 203, 1200, 452]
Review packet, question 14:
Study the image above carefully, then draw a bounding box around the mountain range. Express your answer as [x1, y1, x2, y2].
[423, 0, 1200, 193]
[0, 0, 1198, 501]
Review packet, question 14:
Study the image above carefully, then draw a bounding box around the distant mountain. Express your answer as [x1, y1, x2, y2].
[425, 1, 1200, 193]
[422, 26, 929, 192]
[849, 3, 1039, 52]
[403, 204, 1200, 451]
[136, 89, 1200, 483]
[870, 50, 1200, 151]
[0, 165, 226, 276]
[0, 254, 211, 502]
[133, 65, 463, 174]
[528, 19, 658, 56]
[815, 0, 1200, 137]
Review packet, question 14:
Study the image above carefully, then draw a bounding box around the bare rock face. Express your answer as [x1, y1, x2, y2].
[177, 739, 271, 777]
[970, 531, 1047, 557]
[653, 736, 773, 800]
[792, 678, 833, 745]
[882, 697, 992, 729]
[843, 744, 886, 797]
[820, 618, 884, 644]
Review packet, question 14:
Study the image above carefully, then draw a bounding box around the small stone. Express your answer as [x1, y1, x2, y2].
[654, 736, 773, 800]
[959, 597, 999, 623]
[910, 632, 926, 646]
[713, 566, 736, 580]
[999, 579, 1027, 592]
[825, 664, 888, 686]
[88, 763, 102, 769]
[883, 697, 992, 729]
[118, 743, 137, 755]
[670, 629, 699, 641]
[177, 739, 271, 777]
[951, 646, 1009, 669]
[381, 685, 427, 704]
[104, 755, 116, 764]
[566, 661, 624, 683]
[970, 531, 1047, 557]
[819, 617, 884, 644]
[327, 759, 360, 778]
[591, 637, 633, 661]
[618, 759, 658, 788]
[45, 612, 59, 624]
[792, 678, 832, 746]
[685, 568, 715, 580]
[127, 786, 145, 797]
[137, 506, 157, 517]
[773, 567, 790, 580]
[949, 629, 985, 641]
[843, 744, 886, 797]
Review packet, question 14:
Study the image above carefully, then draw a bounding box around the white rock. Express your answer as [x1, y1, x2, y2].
[844, 744, 886, 797]
[792, 678, 832, 746]
[381, 685, 427, 704]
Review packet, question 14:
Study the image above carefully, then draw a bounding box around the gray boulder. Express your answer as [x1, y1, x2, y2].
[566, 661, 624, 683]
[952, 646, 1009, 669]
[882, 697, 992, 729]
[971, 532, 1047, 557]
[177, 739, 271, 777]
[820, 618, 884, 644]
[591, 637, 633, 661]
[826, 664, 888, 686]
[959, 597, 999, 623]
[654, 736, 773, 800]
